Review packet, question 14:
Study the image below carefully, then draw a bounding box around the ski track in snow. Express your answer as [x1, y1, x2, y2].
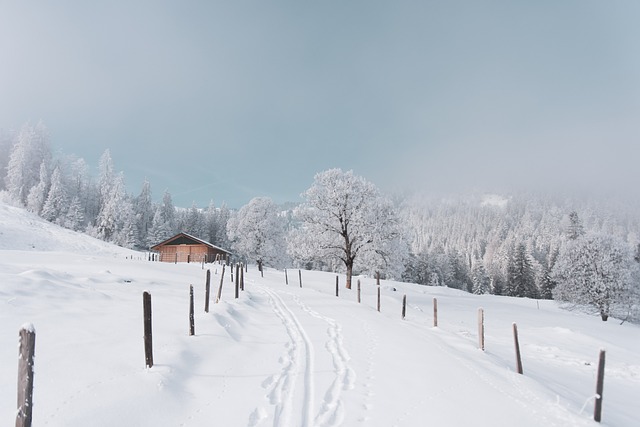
[285, 292, 356, 427]
[258, 285, 315, 427]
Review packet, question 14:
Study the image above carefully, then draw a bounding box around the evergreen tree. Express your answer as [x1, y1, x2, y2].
[95, 172, 127, 241]
[0, 128, 15, 190]
[5, 122, 51, 205]
[147, 190, 176, 244]
[183, 202, 205, 239]
[113, 198, 138, 249]
[566, 211, 585, 240]
[64, 196, 85, 231]
[26, 161, 49, 214]
[506, 243, 538, 298]
[41, 166, 68, 224]
[471, 261, 491, 294]
[134, 180, 154, 248]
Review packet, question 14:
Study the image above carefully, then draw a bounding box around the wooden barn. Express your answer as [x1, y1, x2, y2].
[150, 233, 232, 264]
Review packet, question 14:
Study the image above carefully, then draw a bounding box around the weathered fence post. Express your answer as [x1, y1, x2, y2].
[216, 265, 226, 303]
[16, 325, 36, 427]
[175, 252, 178, 264]
[512, 323, 523, 374]
[204, 269, 211, 313]
[299, 269, 302, 288]
[377, 287, 381, 312]
[509, 323, 523, 374]
[594, 349, 606, 422]
[478, 308, 485, 351]
[335, 275, 339, 297]
[376, 271, 380, 287]
[235, 263, 240, 299]
[433, 297, 438, 327]
[189, 285, 195, 336]
[402, 294, 407, 319]
[143, 291, 153, 368]
[357, 279, 361, 303]
[285, 268, 289, 285]
[240, 264, 245, 291]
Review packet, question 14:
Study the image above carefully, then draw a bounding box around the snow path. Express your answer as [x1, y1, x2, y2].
[258, 285, 315, 427]
[287, 292, 356, 426]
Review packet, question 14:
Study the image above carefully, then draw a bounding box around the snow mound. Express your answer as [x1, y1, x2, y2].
[0, 202, 138, 256]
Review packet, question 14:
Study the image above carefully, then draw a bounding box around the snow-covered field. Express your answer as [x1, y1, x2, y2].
[1, 203, 639, 426]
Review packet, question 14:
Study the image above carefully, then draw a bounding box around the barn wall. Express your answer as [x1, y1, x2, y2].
[156, 244, 230, 263]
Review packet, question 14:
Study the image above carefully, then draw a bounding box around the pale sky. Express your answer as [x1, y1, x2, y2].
[1, 1, 639, 208]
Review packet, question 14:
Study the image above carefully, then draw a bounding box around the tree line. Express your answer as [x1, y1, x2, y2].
[2, 122, 639, 322]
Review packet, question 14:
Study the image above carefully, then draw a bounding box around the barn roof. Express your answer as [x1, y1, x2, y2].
[150, 232, 233, 254]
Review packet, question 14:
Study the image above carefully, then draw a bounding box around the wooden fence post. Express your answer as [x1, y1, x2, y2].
[357, 279, 361, 303]
[377, 287, 381, 312]
[513, 323, 523, 374]
[240, 264, 245, 291]
[235, 264, 240, 298]
[594, 349, 606, 422]
[478, 308, 485, 351]
[16, 325, 36, 427]
[204, 269, 211, 313]
[376, 271, 380, 287]
[143, 291, 153, 368]
[402, 294, 407, 319]
[433, 297, 438, 327]
[189, 285, 195, 336]
[335, 275, 339, 297]
[216, 265, 226, 303]
[299, 269, 302, 288]
[285, 268, 289, 285]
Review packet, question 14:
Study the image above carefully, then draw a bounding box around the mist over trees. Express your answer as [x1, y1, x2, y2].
[1, 121, 639, 322]
[0, 122, 232, 252]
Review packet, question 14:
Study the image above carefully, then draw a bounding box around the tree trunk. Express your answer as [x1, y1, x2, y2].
[600, 311, 609, 321]
[345, 262, 353, 289]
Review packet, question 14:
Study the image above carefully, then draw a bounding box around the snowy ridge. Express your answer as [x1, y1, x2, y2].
[0, 202, 137, 256]
[1, 203, 639, 426]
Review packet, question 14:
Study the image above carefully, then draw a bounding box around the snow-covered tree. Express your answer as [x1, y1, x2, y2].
[182, 202, 205, 239]
[5, 122, 51, 205]
[148, 190, 177, 244]
[95, 172, 127, 241]
[64, 196, 85, 231]
[66, 156, 95, 227]
[566, 211, 585, 240]
[97, 149, 115, 213]
[134, 180, 154, 247]
[112, 198, 138, 249]
[552, 233, 636, 321]
[0, 128, 15, 190]
[472, 261, 491, 294]
[41, 166, 68, 224]
[505, 243, 538, 298]
[26, 161, 49, 214]
[292, 169, 405, 288]
[227, 197, 287, 268]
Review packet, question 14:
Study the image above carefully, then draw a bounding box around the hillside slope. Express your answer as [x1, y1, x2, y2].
[1, 203, 638, 426]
